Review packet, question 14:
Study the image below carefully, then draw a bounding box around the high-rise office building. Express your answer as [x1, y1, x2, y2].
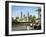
[21, 12, 22, 18]
[27, 12, 29, 17]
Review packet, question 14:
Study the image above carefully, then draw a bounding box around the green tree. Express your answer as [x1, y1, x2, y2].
[15, 19, 18, 22]
[36, 8, 41, 12]
[12, 17, 15, 25]
[31, 16, 36, 26]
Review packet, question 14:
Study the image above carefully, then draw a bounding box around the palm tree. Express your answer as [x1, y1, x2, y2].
[36, 8, 41, 12]
[36, 8, 41, 24]
[35, 8, 41, 29]
[36, 8, 41, 18]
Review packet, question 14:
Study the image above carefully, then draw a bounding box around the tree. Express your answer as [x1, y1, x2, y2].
[29, 15, 32, 22]
[31, 16, 36, 27]
[35, 8, 41, 29]
[36, 8, 41, 12]
[12, 17, 15, 25]
[36, 8, 41, 18]
[15, 19, 18, 22]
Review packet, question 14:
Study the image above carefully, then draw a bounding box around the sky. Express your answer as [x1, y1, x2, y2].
[11, 5, 40, 18]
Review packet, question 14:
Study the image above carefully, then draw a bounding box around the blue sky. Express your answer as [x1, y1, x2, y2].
[11, 5, 40, 18]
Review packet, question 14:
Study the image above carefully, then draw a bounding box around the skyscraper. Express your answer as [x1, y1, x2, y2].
[21, 12, 22, 18]
[27, 12, 29, 17]
[27, 12, 29, 22]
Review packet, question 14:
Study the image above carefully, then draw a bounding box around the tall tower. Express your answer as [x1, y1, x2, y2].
[21, 12, 22, 18]
[27, 12, 29, 17]
[27, 12, 29, 22]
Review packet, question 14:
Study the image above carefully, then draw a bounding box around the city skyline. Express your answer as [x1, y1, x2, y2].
[11, 5, 41, 18]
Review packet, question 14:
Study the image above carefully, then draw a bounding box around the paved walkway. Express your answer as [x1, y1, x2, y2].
[12, 26, 34, 31]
